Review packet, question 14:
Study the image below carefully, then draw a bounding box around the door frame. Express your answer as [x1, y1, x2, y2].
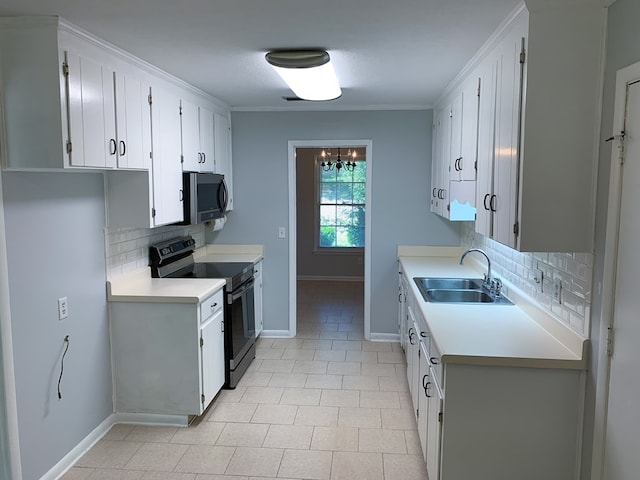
[0, 168, 22, 479]
[591, 60, 640, 480]
[287, 139, 373, 339]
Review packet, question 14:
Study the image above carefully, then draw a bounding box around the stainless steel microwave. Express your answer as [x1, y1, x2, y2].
[180, 172, 228, 225]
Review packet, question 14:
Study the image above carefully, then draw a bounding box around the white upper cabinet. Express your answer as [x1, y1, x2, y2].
[1, 16, 233, 229]
[151, 87, 184, 226]
[214, 112, 234, 211]
[480, 17, 525, 249]
[475, 59, 498, 240]
[439, 1, 605, 252]
[430, 109, 442, 215]
[458, 79, 479, 183]
[114, 71, 151, 170]
[0, 18, 153, 170]
[0, 18, 81, 169]
[181, 99, 215, 173]
[430, 90, 477, 221]
[64, 52, 116, 168]
[105, 85, 183, 228]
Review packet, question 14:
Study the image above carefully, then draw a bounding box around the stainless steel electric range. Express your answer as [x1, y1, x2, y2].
[150, 236, 256, 389]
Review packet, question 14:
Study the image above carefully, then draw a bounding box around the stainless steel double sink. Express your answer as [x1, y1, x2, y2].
[413, 277, 513, 305]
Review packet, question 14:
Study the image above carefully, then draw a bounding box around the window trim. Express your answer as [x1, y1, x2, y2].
[313, 154, 365, 252]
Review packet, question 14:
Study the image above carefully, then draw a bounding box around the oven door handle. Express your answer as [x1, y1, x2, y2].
[229, 278, 255, 302]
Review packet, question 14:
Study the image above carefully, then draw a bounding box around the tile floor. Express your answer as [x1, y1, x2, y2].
[63, 280, 428, 480]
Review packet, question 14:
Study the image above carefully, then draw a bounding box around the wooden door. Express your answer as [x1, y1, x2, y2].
[604, 79, 640, 480]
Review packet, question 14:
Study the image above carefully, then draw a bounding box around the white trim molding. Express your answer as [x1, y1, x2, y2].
[369, 333, 401, 343]
[40, 415, 115, 480]
[259, 330, 292, 338]
[0, 167, 22, 479]
[288, 140, 373, 341]
[591, 60, 640, 480]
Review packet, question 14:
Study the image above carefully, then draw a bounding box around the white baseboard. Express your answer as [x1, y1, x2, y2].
[260, 330, 292, 338]
[44, 411, 194, 479]
[112, 412, 190, 427]
[43, 415, 115, 480]
[297, 275, 364, 282]
[369, 332, 401, 343]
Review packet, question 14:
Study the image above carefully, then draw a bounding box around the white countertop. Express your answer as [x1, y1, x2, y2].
[194, 244, 264, 264]
[107, 244, 264, 303]
[107, 268, 226, 304]
[399, 248, 587, 370]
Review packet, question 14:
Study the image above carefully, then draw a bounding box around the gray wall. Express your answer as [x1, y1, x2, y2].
[584, 0, 640, 476]
[2, 172, 112, 480]
[296, 147, 364, 279]
[207, 110, 461, 334]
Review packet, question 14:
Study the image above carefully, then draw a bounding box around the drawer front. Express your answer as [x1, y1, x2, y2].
[427, 340, 442, 387]
[200, 289, 224, 322]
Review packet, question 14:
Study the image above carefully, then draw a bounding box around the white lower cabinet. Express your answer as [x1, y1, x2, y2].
[402, 281, 584, 480]
[110, 288, 225, 419]
[417, 341, 429, 458]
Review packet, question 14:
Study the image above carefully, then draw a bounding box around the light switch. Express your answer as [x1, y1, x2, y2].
[278, 227, 286, 239]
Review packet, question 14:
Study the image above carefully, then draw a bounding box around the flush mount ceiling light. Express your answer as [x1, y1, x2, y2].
[265, 50, 341, 101]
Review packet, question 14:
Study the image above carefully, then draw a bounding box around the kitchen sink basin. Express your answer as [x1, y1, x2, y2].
[425, 289, 494, 303]
[414, 277, 484, 290]
[413, 277, 513, 305]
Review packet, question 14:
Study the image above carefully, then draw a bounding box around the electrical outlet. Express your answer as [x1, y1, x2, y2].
[58, 297, 68, 320]
[552, 279, 562, 303]
[278, 227, 286, 239]
[533, 269, 544, 292]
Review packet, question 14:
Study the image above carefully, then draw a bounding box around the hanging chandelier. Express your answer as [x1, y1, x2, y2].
[320, 148, 357, 172]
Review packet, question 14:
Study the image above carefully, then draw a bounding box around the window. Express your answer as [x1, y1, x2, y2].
[317, 157, 366, 249]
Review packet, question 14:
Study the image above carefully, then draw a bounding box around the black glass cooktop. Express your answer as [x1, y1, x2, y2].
[168, 261, 253, 291]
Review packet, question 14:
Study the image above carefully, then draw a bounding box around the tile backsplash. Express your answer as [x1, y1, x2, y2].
[105, 224, 206, 279]
[461, 223, 592, 337]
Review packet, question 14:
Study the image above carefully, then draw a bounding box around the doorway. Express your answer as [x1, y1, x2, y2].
[287, 140, 372, 340]
[594, 62, 640, 479]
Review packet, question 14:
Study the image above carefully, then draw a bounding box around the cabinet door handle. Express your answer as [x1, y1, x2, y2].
[408, 327, 415, 345]
[419, 331, 427, 338]
[432, 187, 438, 198]
[179, 189, 183, 201]
[221, 320, 224, 332]
[202, 152, 206, 164]
[430, 357, 439, 365]
[424, 381, 432, 398]
[198, 152, 202, 163]
[483, 193, 491, 210]
[490, 194, 497, 212]
[119, 140, 126, 156]
[109, 138, 117, 155]
[422, 374, 429, 389]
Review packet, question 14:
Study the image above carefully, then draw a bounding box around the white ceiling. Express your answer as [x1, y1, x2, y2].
[0, 0, 521, 110]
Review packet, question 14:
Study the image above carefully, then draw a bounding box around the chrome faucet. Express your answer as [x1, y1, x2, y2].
[460, 248, 492, 287]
